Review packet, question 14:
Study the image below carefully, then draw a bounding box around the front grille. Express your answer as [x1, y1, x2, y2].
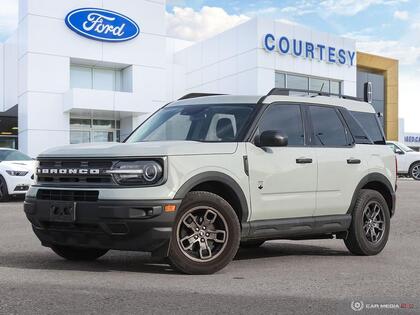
[42, 221, 102, 233]
[39, 160, 113, 169]
[37, 159, 114, 185]
[37, 189, 99, 202]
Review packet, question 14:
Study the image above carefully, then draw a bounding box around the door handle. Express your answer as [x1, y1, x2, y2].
[347, 158, 361, 164]
[296, 158, 313, 164]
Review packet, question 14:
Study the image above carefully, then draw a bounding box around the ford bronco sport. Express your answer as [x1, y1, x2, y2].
[24, 88, 396, 274]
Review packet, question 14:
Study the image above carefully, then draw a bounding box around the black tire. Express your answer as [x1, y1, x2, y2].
[168, 191, 240, 274]
[51, 245, 108, 261]
[409, 162, 420, 181]
[240, 240, 265, 248]
[344, 189, 390, 256]
[0, 176, 10, 202]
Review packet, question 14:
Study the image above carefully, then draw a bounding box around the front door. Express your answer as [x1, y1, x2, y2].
[246, 103, 317, 221]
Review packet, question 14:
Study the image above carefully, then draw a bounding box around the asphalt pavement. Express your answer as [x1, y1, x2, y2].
[0, 179, 419, 314]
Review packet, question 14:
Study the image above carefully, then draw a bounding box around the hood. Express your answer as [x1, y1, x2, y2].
[38, 141, 238, 158]
[0, 160, 37, 172]
[407, 151, 420, 156]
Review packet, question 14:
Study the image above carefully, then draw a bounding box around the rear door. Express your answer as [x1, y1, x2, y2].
[307, 105, 368, 216]
[246, 103, 317, 221]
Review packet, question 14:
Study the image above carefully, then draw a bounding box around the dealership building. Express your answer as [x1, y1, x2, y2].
[0, 0, 400, 157]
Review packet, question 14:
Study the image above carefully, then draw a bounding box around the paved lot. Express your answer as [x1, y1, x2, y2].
[0, 180, 419, 315]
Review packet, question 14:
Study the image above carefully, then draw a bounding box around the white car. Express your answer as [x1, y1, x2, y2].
[25, 89, 396, 274]
[387, 141, 420, 180]
[0, 148, 36, 201]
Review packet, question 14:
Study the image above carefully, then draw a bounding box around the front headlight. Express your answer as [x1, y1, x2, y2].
[107, 160, 163, 186]
[6, 170, 29, 176]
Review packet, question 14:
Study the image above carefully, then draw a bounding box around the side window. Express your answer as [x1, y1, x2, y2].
[389, 144, 404, 154]
[309, 106, 349, 146]
[257, 104, 304, 146]
[387, 144, 397, 153]
[350, 111, 385, 144]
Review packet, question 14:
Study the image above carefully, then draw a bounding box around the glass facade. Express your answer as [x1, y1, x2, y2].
[357, 69, 385, 128]
[70, 65, 123, 92]
[70, 116, 121, 144]
[275, 72, 342, 95]
[0, 116, 18, 149]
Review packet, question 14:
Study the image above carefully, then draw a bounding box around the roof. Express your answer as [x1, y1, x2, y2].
[170, 95, 261, 106]
[171, 94, 376, 113]
[262, 95, 376, 113]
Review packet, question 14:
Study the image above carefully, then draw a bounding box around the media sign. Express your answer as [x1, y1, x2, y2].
[65, 8, 140, 42]
[405, 135, 420, 143]
[263, 33, 356, 66]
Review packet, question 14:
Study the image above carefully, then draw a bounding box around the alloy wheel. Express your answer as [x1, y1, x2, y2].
[362, 201, 386, 244]
[176, 206, 228, 262]
[412, 165, 420, 180]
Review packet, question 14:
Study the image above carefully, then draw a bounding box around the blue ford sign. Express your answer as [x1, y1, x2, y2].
[65, 8, 140, 42]
[263, 33, 355, 66]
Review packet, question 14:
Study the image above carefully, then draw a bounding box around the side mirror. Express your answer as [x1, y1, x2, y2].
[258, 130, 288, 147]
[395, 148, 404, 155]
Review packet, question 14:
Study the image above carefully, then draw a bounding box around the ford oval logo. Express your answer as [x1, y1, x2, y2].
[65, 8, 140, 42]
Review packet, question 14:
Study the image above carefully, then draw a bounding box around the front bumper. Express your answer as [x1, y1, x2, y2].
[5, 173, 34, 195]
[24, 197, 182, 256]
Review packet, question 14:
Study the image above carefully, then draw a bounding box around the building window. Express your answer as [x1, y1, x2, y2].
[70, 65, 123, 92]
[275, 72, 286, 88]
[275, 72, 342, 95]
[70, 116, 121, 144]
[0, 116, 18, 149]
[287, 74, 309, 90]
[310, 78, 330, 93]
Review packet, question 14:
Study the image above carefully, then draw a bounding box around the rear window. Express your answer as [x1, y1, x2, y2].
[350, 111, 386, 144]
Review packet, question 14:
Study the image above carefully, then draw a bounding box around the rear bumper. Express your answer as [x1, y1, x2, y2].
[24, 197, 182, 256]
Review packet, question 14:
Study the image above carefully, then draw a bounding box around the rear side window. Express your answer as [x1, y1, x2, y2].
[257, 104, 304, 145]
[309, 106, 349, 146]
[339, 109, 372, 144]
[350, 111, 385, 145]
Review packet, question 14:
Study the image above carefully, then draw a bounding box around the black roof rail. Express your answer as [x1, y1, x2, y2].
[265, 88, 362, 101]
[178, 93, 225, 100]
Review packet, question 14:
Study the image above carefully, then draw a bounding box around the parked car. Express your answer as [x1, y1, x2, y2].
[0, 148, 36, 201]
[387, 141, 420, 180]
[24, 89, 396, 274]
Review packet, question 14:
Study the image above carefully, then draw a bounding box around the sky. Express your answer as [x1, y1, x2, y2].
[0, 0, 419, 132]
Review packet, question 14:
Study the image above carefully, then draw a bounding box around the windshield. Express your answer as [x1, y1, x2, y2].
[0, 150, 32, 161]
[126, 104, 257, 143]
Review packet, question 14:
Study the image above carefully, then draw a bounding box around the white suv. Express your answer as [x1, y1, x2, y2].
[387, 141, 420, 180]
[24, 89, 396, 274]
